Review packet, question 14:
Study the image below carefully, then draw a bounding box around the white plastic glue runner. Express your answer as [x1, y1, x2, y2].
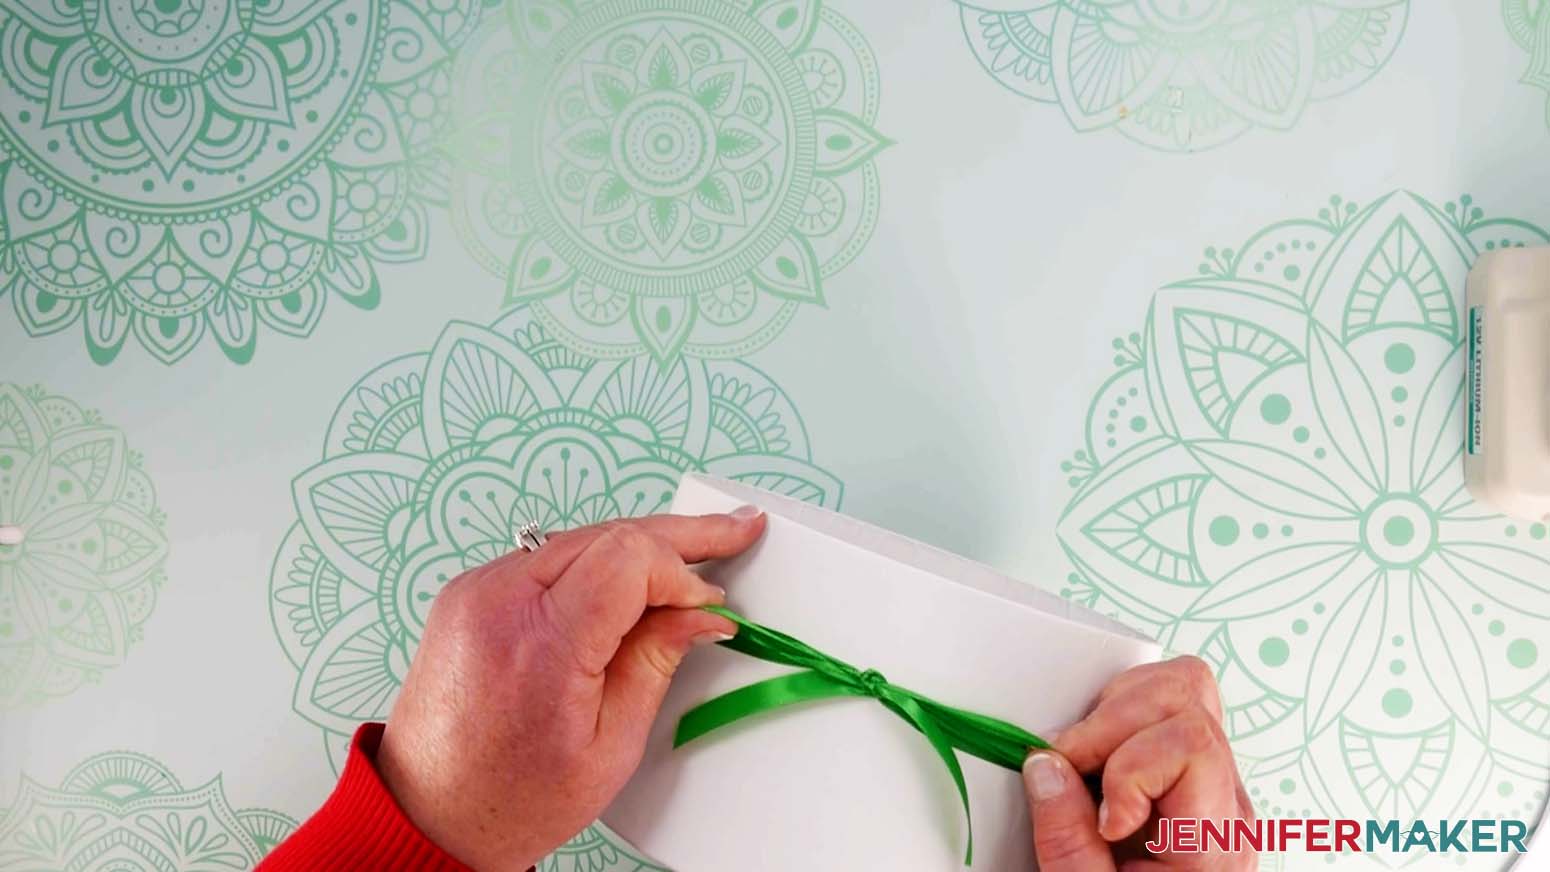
[1463, 247, 1550, 520]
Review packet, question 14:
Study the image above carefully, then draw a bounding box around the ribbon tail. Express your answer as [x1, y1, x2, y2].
[706, 605, 858, 673]
[888, 695, 975, 866]
[917, 696, 1051, 771]
[674, 670, 857, 748]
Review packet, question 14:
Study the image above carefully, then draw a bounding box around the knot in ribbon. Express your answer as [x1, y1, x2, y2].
[673, 606, 1050, 866]
[857, 668, 889, 698]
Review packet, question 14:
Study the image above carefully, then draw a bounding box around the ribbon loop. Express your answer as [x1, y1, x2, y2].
[674, 606, 1051, 866]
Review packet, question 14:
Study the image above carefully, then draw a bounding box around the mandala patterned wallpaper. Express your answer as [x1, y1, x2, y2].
[0, 0, 478, 363]
[958, 0, 1411, 151]
[0, 751, 297, 869]
[269, 309, 842, 773]
[448, 0, 887, 361]
[2, 1, 1547, 870]
[1058, 191, 1550, 832]
[0, 383, 167, 708]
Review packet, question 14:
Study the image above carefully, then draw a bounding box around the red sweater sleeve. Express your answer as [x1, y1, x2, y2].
[259, 723, 473, 872]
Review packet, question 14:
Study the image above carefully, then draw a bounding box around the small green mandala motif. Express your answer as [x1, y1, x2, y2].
[0, 383, 168, 708]
[1059, 192, 1550, 836]
[960, 0, 1410, 151]
[540, 823, 668, 872]
[0, 0, 493, 364]
[269, 306, 840, 868]
[0, 750, 297, 869]
[447, 0, 888, 362]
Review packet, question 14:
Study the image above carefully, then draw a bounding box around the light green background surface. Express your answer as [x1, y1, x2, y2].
[1, 1, 1548, 869]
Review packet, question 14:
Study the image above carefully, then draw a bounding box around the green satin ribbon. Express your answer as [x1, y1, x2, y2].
[673, 606, 1051, 866]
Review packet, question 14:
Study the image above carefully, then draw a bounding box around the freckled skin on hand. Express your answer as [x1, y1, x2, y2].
[373, 513, 763, 872]
[369, 513, 1251, 872]
[1024, 656, 1255, 872]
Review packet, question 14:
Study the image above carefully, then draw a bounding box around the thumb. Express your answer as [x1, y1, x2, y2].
[598, 607, 735, 751]
[1024, 751, 1117, 872]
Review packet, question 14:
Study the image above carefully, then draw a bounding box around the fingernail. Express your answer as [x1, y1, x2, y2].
[706, 584, 727, 602]
[731, 504, 762, 520]
[1097, 800, 1110, 834]
[693, 631, 735, 646]
[1023, 752, 1065, 801]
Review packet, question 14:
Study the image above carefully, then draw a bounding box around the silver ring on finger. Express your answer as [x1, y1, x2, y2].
[515, 520, 547, 553]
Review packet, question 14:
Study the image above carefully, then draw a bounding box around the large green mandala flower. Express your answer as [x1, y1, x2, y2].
[0, 750, 297, 869]
[269, 306, 839, 867]
[960, 0, 1409, 151]
[448, 0, 888, 362]
[270, 308, 842, 756]
[1058, 192, 1550, 836]
[0, 0, 491, 364]
[0, 383, 167, 708]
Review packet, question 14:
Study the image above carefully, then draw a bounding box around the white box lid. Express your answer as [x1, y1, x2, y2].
[604, 474, 1161, 871]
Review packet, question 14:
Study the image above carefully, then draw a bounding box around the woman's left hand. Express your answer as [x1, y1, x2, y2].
[1023, 656, 1257, 871]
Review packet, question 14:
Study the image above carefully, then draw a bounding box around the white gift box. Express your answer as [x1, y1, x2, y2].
[605, 474, 1162, 870]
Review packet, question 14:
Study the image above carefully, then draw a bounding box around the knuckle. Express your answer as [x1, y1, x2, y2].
[440, 563, 480, 591]
[1176, 708, 1222, 752]
[1133, 673, 1192, 719]
[1035, 821, 1098, 866]
[1173, 655, 1217, 693]
[1095, 664, 1147, 704]
[602, 523, 655, 557]
[709, 511, 740, 537]
[591, 521, 628, 546]
[639, 640, 681, 681]
[536, 587, 581, 638]
[1101, 750, 1144, 798]
[423, 576, 476, 625]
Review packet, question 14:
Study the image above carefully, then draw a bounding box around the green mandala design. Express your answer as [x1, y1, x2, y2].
[0, 383, 167, 708]
[1058, 192, 1550, 839]
[540, 823, 668, 872]
[0, 750, 298, 869]
[448, 0, 888, 362]
[1505, 0, 1550, 123]
[269, 305, 840, 867]
[960, 0, 1409, 151]
[0, 0, 492, 364]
